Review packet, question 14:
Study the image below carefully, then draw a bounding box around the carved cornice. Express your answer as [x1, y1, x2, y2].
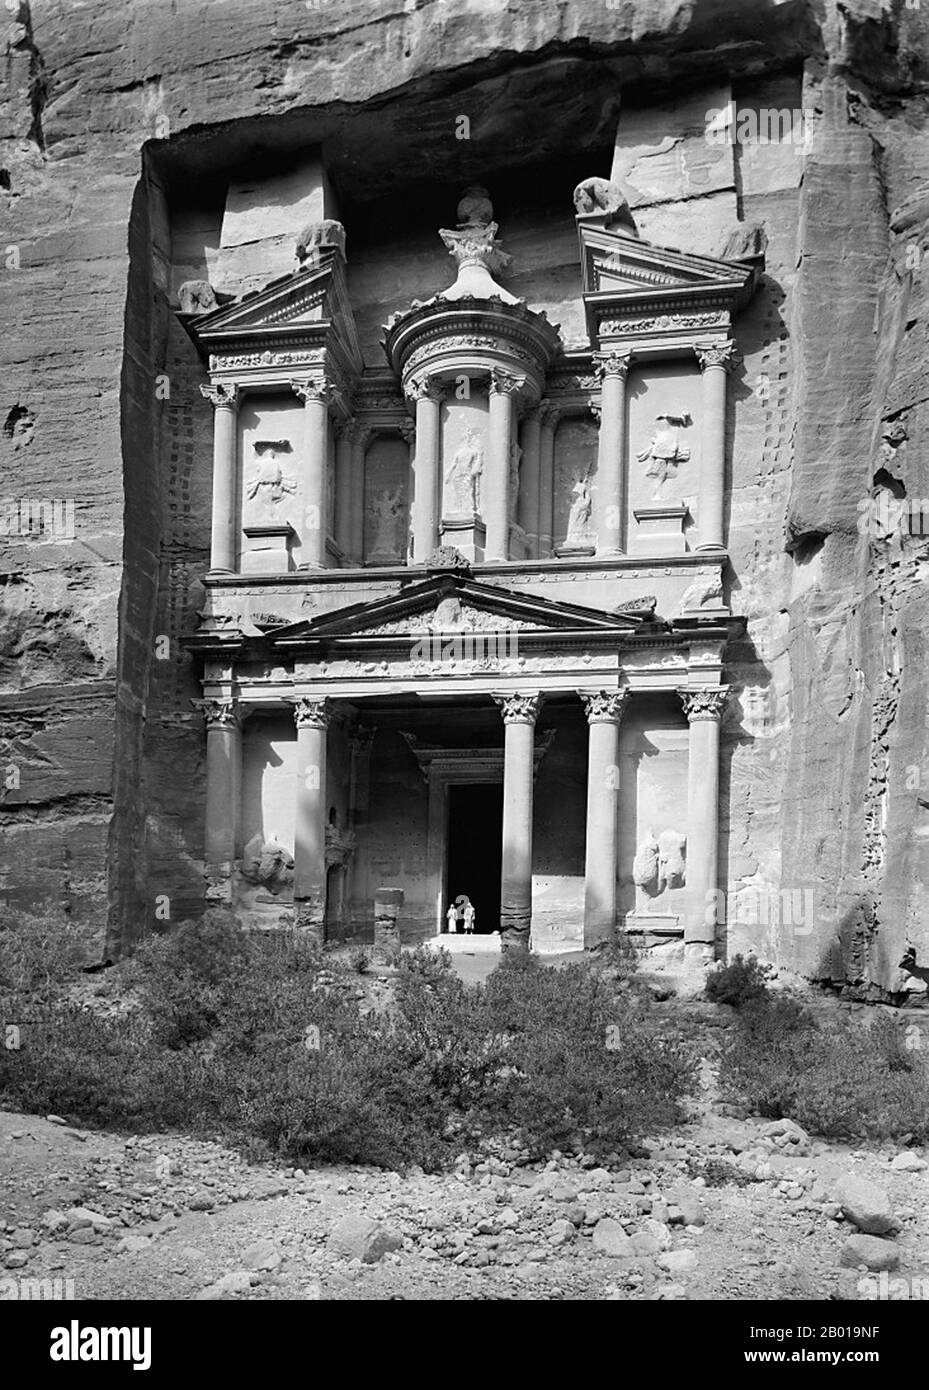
[192, 697, 240, 729]
[580, 689, 629, 724]
[292, 696, 332, 729]
[200, 382, 240, 410]
[493, 691, 543, 725]
[679, 687, 729, 721]
[695, 341, 736, 372]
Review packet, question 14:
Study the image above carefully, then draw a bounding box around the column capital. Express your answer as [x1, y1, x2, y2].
[292, 696, 332, 730]
[538, 400, 561, 431]
[695, 341, 736, 372]
[192, 696, 241, 729]
[291, 377, 341, 408]
[200, 382, 240, 410]
[348, 420, 373, 448]
[406, 377, 445, 405]
[489, 367, 525, 397]
[679, 686, 729, 722]
[398, 418, 417, 445]
[493, 691, 542, 725]
[580, 689, 629, 724]
[594, 349, 632, 381]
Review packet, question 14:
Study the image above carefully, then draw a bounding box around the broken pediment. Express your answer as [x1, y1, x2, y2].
[182, 245, 363, 380]
[578, 224, 761, 349]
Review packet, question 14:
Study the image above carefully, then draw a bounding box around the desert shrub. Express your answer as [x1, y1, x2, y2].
[0, 921, 698, 1170]
[0, 908, 100, 999]
[719, 996, 929, 1142]
[705, 953, 772, 1008]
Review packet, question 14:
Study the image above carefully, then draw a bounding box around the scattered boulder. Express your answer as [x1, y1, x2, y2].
[242, 1238, 282, 1271]
[591, 1218, 634, 1258]
[834, 1173, 898, 1236]
[890, 1152, 927, 1173]
[658, 1249, 698, 1274]
[329, 1214, 402, 1264]
[839, 1235, 900, 1273]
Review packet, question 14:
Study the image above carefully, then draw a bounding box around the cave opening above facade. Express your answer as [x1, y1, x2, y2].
[180, 176, 760, 959]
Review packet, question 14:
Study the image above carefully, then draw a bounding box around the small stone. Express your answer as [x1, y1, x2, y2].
[10, 1229, 35, 1249]
[329, 1214, 402, 1264]
[46, 1115, 67, 1126]
[242, 1238, 282, 1271]
[3, 1253, 29, 1269]
[115, 1235, 151, 1255]
[658, 1249, 698, 1274]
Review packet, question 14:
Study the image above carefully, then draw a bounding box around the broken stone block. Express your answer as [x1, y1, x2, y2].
[592, 1218, 634, 1258]
[329, 1214, 402, 1264]
[839, 1235, 900, 1272]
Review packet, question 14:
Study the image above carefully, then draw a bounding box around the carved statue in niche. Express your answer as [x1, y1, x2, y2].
[247, 440, 296, 515]
[369, 485, 405, 556]
[566, 472, 593, 541]
[632, 828, 687, 911]
[240, 831, 294, 895]
[508, 438, 522, 521]
[445, 427, 484, 515]
[637, 413, 691, 497]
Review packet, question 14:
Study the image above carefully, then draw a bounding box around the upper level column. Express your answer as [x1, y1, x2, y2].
[292, 377, 340, 568]
[348, 422, 371, 563]
[486, 368, 523, 562]
[407, 379, 444, 564]
[517, 406, 542, 557]
[537, 403, 559, 559]
[334, 420, 354, 563]
[593, 350, 631, 556]
[200, 383, 240, 574]
[694, 341, 735, 551]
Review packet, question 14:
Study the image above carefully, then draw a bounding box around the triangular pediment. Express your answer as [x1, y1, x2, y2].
[268, 574, 649, 651]
[186, 249, 362, 372]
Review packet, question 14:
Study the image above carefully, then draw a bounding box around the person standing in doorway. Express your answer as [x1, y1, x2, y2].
[445, 902, 460, 934]
[462, 900, 476, 934]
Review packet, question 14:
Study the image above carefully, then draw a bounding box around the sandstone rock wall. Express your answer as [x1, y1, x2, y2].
[1, 0, 928, 992]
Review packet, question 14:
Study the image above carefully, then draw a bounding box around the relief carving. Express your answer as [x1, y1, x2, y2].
[637, 413, 691, 497]
[246, 440, 296, 514]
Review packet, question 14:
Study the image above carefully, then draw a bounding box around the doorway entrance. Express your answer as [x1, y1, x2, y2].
[445, 782, 503, 934]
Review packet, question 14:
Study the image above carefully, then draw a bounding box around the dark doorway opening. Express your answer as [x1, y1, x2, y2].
[446, 783, 503, 934]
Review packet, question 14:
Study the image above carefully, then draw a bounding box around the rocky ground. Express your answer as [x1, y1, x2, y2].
[2, 988, 928, 1302]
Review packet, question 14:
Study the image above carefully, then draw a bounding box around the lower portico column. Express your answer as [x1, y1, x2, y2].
[679, 687, 728, 962]
[493, 691, 542, 952]
[581, 690, 629, 948]
[196, 697, 242, 905]
[292, 696, 331, 944]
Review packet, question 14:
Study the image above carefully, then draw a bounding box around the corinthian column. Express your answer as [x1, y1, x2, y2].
[292, 696, 330, 945]
[292, 378, 338, 569]
[407, 379, 443, 563]
[581, 690, 629, 948]
[694, 342, 735, 551]
[494, 692, 542, 952]
[593, 351, 631, 556]
[680, 687, 728, 961]
[194, 697, 242, 904]
[200, 383, 240, 573]
[537, 403, 558, 558]
[486, 369, 523, 562]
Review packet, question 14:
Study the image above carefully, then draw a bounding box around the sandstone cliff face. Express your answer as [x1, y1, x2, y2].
[1, 0, 928, 992]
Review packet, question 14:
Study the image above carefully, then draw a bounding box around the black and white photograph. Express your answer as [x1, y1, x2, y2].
[0, 0, 927, 1355]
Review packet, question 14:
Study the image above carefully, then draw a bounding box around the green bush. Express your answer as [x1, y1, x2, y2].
[0, 908, 100, 1000]
[719, 996, 929, 1142]
[705, 953, 772, 1008]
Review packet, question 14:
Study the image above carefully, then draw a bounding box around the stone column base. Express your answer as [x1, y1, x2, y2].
[294, 898, 326, 947]
[204, 867, 235, 907]
[500, 909, 531, 953]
